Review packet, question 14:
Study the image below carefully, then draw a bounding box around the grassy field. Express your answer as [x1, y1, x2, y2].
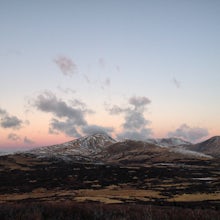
[0, 154, 220, 219]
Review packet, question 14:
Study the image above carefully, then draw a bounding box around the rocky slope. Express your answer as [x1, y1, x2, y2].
[186, 136, 220, 157]
[28, 133, 116, 162]
[27, 133, 213, 164]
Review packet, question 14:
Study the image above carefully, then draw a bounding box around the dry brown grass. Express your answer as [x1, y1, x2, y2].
[0, 155, 50, 171]
[73, 188, 165, 203]
[169, 192, 220, 202]
[74, 196, 123, 204]
[0, 187, 165, 204]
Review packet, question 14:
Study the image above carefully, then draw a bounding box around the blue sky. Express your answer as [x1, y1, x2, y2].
[0, 0, 220, 150]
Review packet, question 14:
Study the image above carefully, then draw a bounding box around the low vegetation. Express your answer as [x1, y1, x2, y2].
[0, 202, 220, 220]
[0, 153, 219, 219]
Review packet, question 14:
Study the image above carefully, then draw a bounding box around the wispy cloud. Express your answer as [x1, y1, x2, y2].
[83, 74, 91, 83]
[24, 136, 35, 145]
[54, 56, 77, 76]
[57, 86, 76, 94]
[171, 77, 181, 88]
[98, 58, 106, 69]
[116, 65, 120, 72]
[104, 78, 111, 86]
[8, 133, 21, 141]
[168, 124, 209, 143]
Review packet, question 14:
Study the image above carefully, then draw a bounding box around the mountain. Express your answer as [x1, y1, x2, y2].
[97, 139, 212, 165]
[186, 136, 220, 157]
[26, 133, 212, 164]
[0, 151, 9, 156]
[28, 133, 116, 161]
[146, 137, 191, 147]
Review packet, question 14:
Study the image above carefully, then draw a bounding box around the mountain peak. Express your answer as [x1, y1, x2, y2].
[72, 133, 116, 151]
[28, 133, 116, 160]
[186, 136, 220, 157]
[81, 132, 115, 142]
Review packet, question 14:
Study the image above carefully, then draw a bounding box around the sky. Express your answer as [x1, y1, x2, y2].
[1, 0, 220, 151]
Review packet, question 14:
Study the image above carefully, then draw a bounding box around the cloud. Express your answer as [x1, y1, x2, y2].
[0, 108, 7, 115]
[98, 58, 105, 69]
[108, 105, 126, 115]
[168, 124, 209, 143]
[34, 92, 151, 140]
[24, 136, 35, 145]
[100, 77, 111, 90]
[116, 65, 120, 72]
[1, 116, 23, 129]
[57, 86, 76, 94]
[70, 99, 87, 110]
[49, 118, 81, 138]
[107, 96, 152, 140]
[129, 96, 151, 110]
[54, 56, 77, 76]
[34, 91, 97, 138]
[83, 74, 91, 84]
[82, 125, 114, 136]
[172, 77, 181, 88]
[34, 91, 87, 126]
[0, 108, 23, 129]
[8, 133, 21, 141]
[117, 128, 152, 141]
[104, 78, 111, 86]
[123, 111, 150, 130]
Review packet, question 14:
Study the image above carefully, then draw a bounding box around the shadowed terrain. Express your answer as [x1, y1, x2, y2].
[0, 134, 220, 219]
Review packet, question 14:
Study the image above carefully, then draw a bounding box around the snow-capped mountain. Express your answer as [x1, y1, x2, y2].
[146, 137, 191, 147]
[145, 138, 212, 158]
[26, 133, 216, 163]
[28, 133, 116, 161]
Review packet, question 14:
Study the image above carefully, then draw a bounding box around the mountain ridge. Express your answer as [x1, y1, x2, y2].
[25, 133, 219, 164]
[186, 136, 220, 157]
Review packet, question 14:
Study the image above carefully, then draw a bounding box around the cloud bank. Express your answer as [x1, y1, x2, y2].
[168, 124, 209, 143]
[34, 91, 113, 137]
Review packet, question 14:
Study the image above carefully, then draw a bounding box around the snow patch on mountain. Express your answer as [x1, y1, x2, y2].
[146, 137, 191, 147]
[28, 133, 116, 160]
[169, 147, 213, 158]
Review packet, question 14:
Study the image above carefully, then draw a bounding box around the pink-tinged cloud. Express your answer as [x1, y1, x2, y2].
[8, 133, 21, 141]
[168, 124, 209, 143]
[24, 136, 35, 145]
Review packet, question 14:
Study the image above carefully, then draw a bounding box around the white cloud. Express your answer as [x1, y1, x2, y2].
[168, 124, 209, 143]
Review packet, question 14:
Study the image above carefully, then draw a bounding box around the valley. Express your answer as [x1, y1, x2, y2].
[0, 133, 220, 219]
